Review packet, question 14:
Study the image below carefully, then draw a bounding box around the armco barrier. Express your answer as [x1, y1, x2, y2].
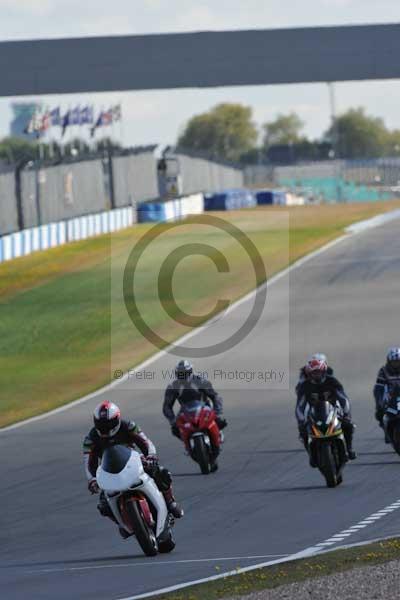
[137, 193, 204, 223]
[0, 206, 135, 264]
[204, 189, 257, 211]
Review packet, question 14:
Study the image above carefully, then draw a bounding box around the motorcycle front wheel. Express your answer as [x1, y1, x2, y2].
[391, 423, 400, 455]
[193, 435, 211, 474]
[319, 443, 337, 488]
[126, 499, 158, 556]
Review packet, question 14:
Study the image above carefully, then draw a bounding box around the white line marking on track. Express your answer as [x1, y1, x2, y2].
[345, 209, 400, 234]
[26, 554, 289, 575]
[310, 497, 400, 553]
[111, 495, 400, 600]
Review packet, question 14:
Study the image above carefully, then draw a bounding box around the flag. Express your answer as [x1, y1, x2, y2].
[103, 109, 113, 125]
[61, 110, 70, 137]
[90, 110, 103, 137]
[23, 115, 35, 134]
[70, 106, 81, 126]
[112, 104, 122, 122]
[90, 109, 112, 136]
[80, 105, 94, 125]
[24, 109, 42, 135]
[40, 111, 51, 132]
[50, 107, 61, 126]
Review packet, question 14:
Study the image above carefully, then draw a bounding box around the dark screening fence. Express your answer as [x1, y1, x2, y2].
[0, 150, 244, 236]
[176, 153, 243, 194]
[0, 169, 18, 235]
[112, 152, 158, 206]
[20, 159, 109, 229]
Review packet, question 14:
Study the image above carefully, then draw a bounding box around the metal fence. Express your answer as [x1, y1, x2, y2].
[244, 158, 400, 202]
[0, 150, 244, 236]
[0, 169, 18, 235]
[20, 159, 109, 229]
[112, 152, 158, 207]
[177, 153, 243, 195]
[243, 165, 275, 187]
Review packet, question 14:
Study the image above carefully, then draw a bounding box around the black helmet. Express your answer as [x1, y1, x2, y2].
[175, 359, 193, 380]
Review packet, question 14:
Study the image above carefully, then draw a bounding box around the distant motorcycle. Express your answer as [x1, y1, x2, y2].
[383, 384, 400, 454]
[307, 400, 348, 488]
[176, 400, 223, 474]
[96, 445, 175, 556]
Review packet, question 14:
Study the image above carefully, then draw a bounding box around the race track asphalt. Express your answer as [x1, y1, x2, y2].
[1, 218, 400, 600]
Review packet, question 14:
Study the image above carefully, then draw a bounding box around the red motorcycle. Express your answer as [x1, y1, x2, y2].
[176, 400, 222, 474]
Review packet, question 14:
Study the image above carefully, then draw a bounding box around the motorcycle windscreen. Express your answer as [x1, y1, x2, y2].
[101, 445, 132, 474]
[386, 385, 400, 410]
[182, 399, 206, 414]
[310, 401, 333, 423]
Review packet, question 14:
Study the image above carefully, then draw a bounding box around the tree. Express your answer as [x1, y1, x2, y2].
[326, 108, 389, 159]
[177, 103, 258, 162]
[263, 113, 305, 149]
[0, 136, 38, 164]
[387, 129, 400, 156]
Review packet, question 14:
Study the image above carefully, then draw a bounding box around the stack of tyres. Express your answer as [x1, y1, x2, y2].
[255, 189, 274, 205]
[273, 191, 287, 205]
[137, 194, 204, 223]
[204, 189, 256, 211]
[255, 189, 287, 206]
[137, 202, 167, 223]
[243, 189, 257, 208]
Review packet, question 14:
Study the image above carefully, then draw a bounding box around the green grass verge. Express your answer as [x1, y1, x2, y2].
[1, 200, 400, 427]
[150, 537, 400, 600]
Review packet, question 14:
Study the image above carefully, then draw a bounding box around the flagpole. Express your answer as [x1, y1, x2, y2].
[90, 104, 95, 154]
[59, 105, 64, 157]
[78, 104, 84, 155]
[111, 115, 116, 147]
[73, 104, 78, 155]
[38, 106, 45, 163]
[79, 107, 84, 155]
[119, 100, 124, 148]
[68, 104, 73, 155]
[46, 106, 54, 159]
[100, 105, 105, 150]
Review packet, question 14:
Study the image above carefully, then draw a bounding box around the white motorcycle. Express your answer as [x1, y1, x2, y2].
[96, 445, 175, 556]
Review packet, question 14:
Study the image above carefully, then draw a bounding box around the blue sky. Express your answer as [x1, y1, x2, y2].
[1, 0, 399, 146]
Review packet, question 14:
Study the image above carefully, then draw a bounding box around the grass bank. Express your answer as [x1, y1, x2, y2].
[1, 200, 399, 427]
[150, 537, 400, 600]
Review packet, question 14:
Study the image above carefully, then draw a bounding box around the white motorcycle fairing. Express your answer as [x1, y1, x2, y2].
[96, 450, 168, 538]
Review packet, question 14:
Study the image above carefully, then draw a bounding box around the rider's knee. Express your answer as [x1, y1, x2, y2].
[154, 467, 172, 492]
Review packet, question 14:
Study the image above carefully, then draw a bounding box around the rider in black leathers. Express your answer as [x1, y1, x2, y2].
[295, 353, 335, 396]
[374, 347, 400, 429]
[163, 360, 226, 470]
[296, 357, 356, 460]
